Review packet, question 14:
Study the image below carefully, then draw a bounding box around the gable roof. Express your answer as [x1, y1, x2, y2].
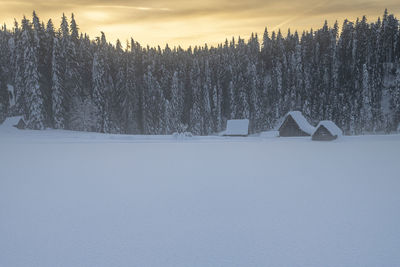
[0, 116, 24, 128]
[279, 111, 315, 135]
[315, 120, 343, 137]
[224, 119, 249, 136]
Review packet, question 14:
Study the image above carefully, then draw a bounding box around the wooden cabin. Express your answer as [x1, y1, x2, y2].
[222, 119, 249, 137]
[15, 118, 26, 129]
[0, 116, 26, 130]
[312, 121, 343, 141]
[278, 111, 315, 137]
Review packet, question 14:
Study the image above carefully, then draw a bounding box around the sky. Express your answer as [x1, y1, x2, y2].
[1, 0, 399, 48]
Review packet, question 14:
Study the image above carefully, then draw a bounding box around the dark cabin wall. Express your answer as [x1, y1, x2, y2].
[15, 119, 26, 130]
[279, 116, 310, 137]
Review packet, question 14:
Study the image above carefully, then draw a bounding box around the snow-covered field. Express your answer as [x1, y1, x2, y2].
[1, 126, 400, 267]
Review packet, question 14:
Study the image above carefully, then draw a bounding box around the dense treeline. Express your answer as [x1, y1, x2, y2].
[0, 10, 400, 135]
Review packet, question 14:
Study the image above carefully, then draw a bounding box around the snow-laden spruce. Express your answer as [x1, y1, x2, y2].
[0, 10, 400, 134]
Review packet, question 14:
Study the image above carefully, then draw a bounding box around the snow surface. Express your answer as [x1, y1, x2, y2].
[1, 127, 400, 267]
[281, 111, 316, 135]
[314, 120, 343, 137]
[222, 119, 249, 136]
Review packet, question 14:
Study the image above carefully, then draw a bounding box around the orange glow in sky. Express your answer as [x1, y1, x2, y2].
[1, 0, 399, 48]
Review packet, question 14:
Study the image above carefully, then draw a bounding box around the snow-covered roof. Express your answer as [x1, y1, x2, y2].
[0, 116, 24, 128]
[315, 120, 343, 137]
[397, 123, 400, 132]
[281, 111, 315, 135]
[224, 119, 249, 136]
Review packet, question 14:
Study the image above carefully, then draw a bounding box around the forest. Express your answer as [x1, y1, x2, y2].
[0, 10, 400, 135]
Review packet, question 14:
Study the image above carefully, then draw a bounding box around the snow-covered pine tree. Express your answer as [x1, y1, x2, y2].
[202, 59, 213, 134]
[43, 19, 55, 124]
[92, 33, 114, 133]
[337, 20, 356, 133]
[227, 81, 235, 119]
[20, 17, 46, 129]
[169, 71, 182, 133]
[69, 95, 97, 132]
[64, 14, 81, 113]
[248, 61, 262, 133]
[210, 84, 219, 132]
[51, 34, 66, 129]
[189, 59, 203, 135]
[391, 64, 400, 130]
[113, 39, 127, 132]
[12, 19, 27, 116]
[0, 81, 8, 123]
[261, 27, 273, 71]
[0, 12, 399, 135]
[32, 11, 53, 127]
[0, 27, 10, 121]
[361, 64, 373, 132]
[24, 47, 46, 129]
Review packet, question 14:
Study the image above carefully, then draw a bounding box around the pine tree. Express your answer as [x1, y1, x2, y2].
[92, 33, 114, 133]
[20, 17, 46, 129]
[0, 80, 8, 123]
[69, 96, 97, 132]
[13, 18, 26, 115]
[169, 71, 182, 132]
[64, 14, 80, 103]
[43, 19, 55, 124]
[227, 81, 235, 119]
[51, 35, 66, 128]
[261, 27, 272, 67]
[361, 64, 373, 132]
[121, 47, 141, 134]
[24, 45, 46, 129]
[189, 59, 202, 135]
[391, 65, 400, 130]
[0, 12, 399, 135]
[202, 59, 213, 134]
[0, 28, 10, 121]
[337, 20, 356, 133]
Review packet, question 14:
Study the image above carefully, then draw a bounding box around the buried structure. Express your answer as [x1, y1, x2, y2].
[222, 119, 249, 137]
[0, 116, 26, 130]
[312, 120, 343, 141]
[278, 111, 315, 137]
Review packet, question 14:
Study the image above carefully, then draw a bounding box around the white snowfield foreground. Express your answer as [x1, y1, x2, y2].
[1, 127, 400, 267]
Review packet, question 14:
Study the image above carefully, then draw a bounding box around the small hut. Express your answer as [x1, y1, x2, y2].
[278, 111, 315, 137]
[312, 121, 343, 141]
[15, 118, 26, 129]
[1, 116, 26, 130]
[222, 119, 249, 136]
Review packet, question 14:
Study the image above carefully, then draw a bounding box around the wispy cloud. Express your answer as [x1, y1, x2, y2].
[89, 5, 171, 11]
[271, 0, 333, 32]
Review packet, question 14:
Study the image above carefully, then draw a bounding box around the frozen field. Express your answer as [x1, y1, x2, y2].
[1, 126, 400, 267]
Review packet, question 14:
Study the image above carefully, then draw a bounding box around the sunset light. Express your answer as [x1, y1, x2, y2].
[0, 0, 399, 47]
